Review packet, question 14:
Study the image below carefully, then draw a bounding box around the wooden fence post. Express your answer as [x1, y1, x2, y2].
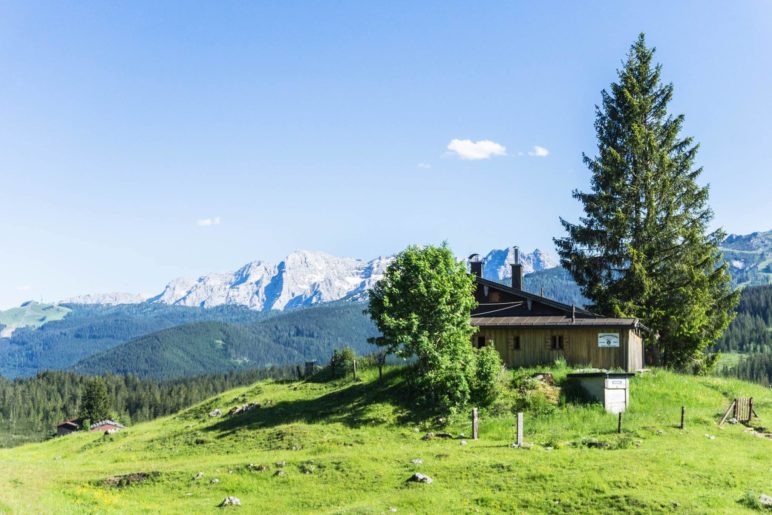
[680, 406, 685, 430]
[516, 412, 524, 447]
[472, 408, 479, 440]
[352, 359, 358, 380]
[617, 412, 623, 434]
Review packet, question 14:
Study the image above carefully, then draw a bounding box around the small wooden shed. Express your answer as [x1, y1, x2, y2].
[56, 420, 80, 436]
[469, 252, 645, 372]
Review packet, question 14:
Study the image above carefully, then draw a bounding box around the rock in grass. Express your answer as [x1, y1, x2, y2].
[210, 478, 220, 484]
[273, 470, 286, 477]
[275, 461, 286, 468]
[421, 432, 434, 441]
[247, 464, 268, 472]
[410, 458, 423, 465]
[219, 496, 241, 507]
[760, 494, 772, 507]
[103, 472, 159, 488]
[459, 440, 467, 446]
[407, 472, 433, 484]
[192, 472, 204, 481]
[209, 409, 222, 417]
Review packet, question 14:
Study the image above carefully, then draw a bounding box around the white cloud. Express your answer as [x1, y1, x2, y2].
[447, 139, 507, 160]
[528, 145, 549, 157]
[16, 285, 31, 292]
[417, 162, 432, 169]
[197, 216, 221, 227]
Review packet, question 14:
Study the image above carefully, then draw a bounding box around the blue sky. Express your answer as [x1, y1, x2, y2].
[1, 1, 770, 308]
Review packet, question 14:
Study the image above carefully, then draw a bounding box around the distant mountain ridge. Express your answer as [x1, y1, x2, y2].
[72, 303, 379, 379]
[53, 231, 771, 314]
[61, 247, 559, 312]
[721, 230, 772, 288]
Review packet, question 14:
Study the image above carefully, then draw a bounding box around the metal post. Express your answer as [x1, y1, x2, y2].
[617, 412, 623, 434]
[516, 412, 524, 447]
[680, 406, 685, 429]
[472, 408, 479, 440]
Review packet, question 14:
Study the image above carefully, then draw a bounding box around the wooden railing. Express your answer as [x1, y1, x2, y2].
[719, 397, 757, 426]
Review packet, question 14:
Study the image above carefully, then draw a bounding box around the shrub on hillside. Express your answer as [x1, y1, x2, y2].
[330, 347, 356, 378]
[470, 344, 504, 407]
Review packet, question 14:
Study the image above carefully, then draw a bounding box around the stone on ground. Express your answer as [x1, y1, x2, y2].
[407, 472, 433, 484]
[219, 496, 241, 507]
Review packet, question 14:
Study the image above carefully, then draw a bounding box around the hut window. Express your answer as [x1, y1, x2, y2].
[513, 335, 521, 351]
[550, 335, 564, 350]
[476, 336, 486, 349]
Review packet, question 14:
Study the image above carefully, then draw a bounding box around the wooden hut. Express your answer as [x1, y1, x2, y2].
[468, 251, 645, 372]
[56, 420, 80, 436]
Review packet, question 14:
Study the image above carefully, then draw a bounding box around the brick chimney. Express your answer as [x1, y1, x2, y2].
[511, 246, 523, 290]
[469, 254, 483, 278]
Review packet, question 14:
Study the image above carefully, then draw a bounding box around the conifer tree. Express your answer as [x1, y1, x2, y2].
[554, 34, 738, 370]
[80, 377, 110, 423]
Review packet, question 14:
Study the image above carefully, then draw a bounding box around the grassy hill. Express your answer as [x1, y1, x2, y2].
[1, 365, 770, 513]
[0, 302, 71, 338]
[72, 303, 379, 379]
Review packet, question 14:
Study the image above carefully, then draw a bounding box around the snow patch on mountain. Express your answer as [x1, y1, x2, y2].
[63, 292, 150, 305]
[59, 247, 557, 312]
[482, 247, 557, 283]
[149, 250, 392, 311]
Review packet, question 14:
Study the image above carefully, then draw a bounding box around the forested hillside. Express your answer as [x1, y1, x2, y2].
[0, 303, 267, 378]
[72, 303, 378, 379]
[522, 267, 588, 306]
[714, 285, 772, 385]
[714, 285, 772, 353]
[723, 353, 772, 386]
[0, 367, 294, 447]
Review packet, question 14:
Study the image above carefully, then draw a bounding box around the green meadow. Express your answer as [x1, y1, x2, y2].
[1, 366, 770, 514]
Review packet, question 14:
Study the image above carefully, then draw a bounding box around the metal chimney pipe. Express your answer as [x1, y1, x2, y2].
[511, 246, 523, 290]
[469, 254, 483, 278]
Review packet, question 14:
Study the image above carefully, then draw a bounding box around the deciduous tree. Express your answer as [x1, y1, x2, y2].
[367, 243, 479, 411]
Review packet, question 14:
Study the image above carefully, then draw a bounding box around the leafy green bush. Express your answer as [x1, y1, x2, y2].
[470, 344, 504, 407]
[330, 347, 357, 378]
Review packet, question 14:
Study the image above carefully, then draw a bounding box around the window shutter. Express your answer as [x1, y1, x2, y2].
[545, 335, 551, 350]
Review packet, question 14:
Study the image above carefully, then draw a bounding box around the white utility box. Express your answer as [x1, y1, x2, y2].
[567, 372, 633, 414]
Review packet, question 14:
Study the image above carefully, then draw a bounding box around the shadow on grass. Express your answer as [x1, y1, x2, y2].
[204, 368, 426, 437]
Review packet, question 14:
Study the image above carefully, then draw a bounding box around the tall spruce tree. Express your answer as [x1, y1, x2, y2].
[554, 34, 738, 370]
[80, 377, 110, 423]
